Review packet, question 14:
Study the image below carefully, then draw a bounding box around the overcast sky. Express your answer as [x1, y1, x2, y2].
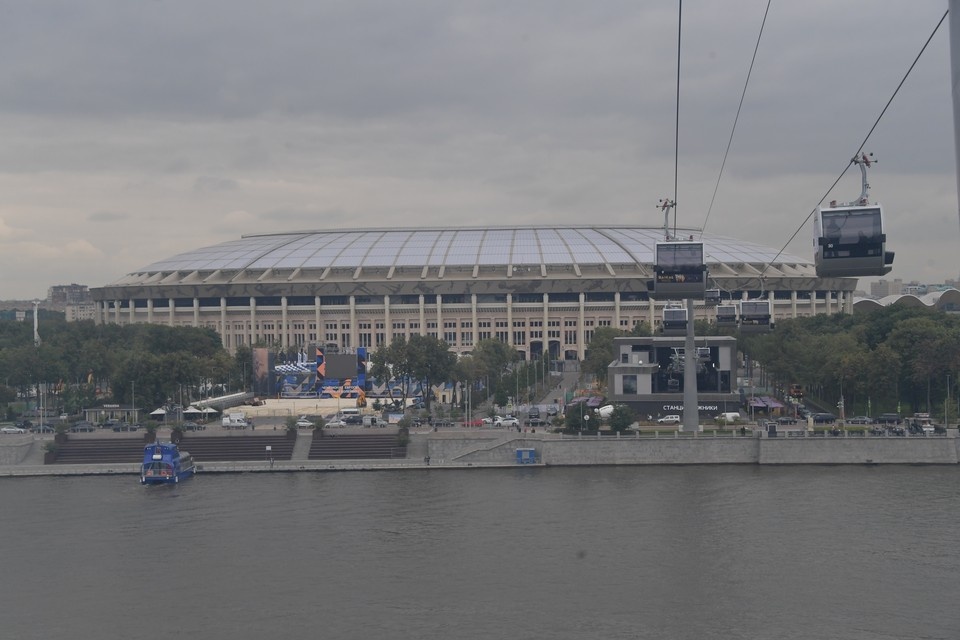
[0, 1, 955, 300]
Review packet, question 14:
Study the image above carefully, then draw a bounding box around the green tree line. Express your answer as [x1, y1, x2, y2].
[0, 317, 245, 417]
[581, 305, 960, 420]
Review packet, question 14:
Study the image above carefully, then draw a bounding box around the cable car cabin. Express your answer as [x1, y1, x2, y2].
[704, 289, 721, 305]
[653, 241, 707, 299]
[739, 300, 773, 334]
[716, 304, 738, 328]
[660, 306, 688, 336]
[814, 205, 894, 277]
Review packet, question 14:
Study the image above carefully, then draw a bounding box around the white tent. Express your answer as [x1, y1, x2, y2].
[149, 408, 166, 416]
[201, 406, 219, 416]
[183, 406, 203, 416]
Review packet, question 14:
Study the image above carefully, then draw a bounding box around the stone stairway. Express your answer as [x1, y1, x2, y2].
[308, 432, 406, 460]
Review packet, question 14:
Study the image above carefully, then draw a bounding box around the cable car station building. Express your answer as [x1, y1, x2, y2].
[605, 335, 740, 420]
[90, 225, 858, 359]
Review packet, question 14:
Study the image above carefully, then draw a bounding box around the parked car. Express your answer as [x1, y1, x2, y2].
[1, 426, 27, 434]
[325, 419, 346, 428]
[343, 415, 363, 425]
[777, 416, 798, 425]
[15, 420, 32, 429]
[296, 416, 314, 428]
[182, 421, 206, 431]
[657, 414, 681, 425]
[811, 413, 837, 424]
[847, 416, 873, 425]
[527, 417, 547, 427]
[70, 422, 96, 432]
[546, 406, 559, 416]
[112, 423, 139, 432]
[31, 425, 55, 434]
[876, 413, 902, 425]
[498, 416, 520, 428]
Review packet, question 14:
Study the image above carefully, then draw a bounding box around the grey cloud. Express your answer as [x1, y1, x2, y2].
[193, 176, 240, 194]
[88, 211, 130, 222]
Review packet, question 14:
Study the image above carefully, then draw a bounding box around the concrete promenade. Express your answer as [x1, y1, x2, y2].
[2, 427, 959, 477]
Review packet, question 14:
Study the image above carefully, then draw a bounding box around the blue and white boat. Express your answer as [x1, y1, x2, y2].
[140, 442, 196, 485]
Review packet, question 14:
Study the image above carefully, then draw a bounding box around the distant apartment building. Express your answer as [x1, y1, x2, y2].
[65, 302, 97, 322]
[870, 278, 903, 298]
[47, 283, 91, 308]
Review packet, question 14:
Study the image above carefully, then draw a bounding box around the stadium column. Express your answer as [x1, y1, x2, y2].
[810, 292, 816, 316]
[193, 297, 199, 328]
[349, 295, 357, 348]
[281, 296, 288, 350]
[383, 295, 390, 349]
[578, 292, 586, 361]
[790, 290, 797, 319]
[843, 291, 853, 315]
[249, 296, 256, 346]
[129, 299, 135, 325]
[220, 297, 228, 349]
[506, 293, 513, 348]
[614, 291, 621, 328]
[315, 296, 321, 346]
[419, 295, 426, 336]
[168, 297, 174, 327]
[147, 298, 154, 324]
[471, 293, 478, 348]
[542, 293, 549, 357]
[436, 294, 443, 344]
[647, 298, 655, 335]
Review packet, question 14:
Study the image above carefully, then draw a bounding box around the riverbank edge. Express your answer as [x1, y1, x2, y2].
[2, 430, 958, 476]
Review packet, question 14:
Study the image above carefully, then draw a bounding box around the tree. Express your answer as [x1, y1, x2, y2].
[564, 402, 594, 433]
[583, 327, 626, 386]
[406, 335, 456, 410]
[608, 404, 635, 433]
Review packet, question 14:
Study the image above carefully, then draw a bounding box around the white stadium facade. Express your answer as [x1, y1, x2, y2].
[90, 225, 856, 359]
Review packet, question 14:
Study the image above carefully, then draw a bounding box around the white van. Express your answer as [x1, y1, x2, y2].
[716, 412, 741, 424]
[221, 412, 249, 429]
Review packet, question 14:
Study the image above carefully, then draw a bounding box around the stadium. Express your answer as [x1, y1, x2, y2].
[90, 225, 855, 359]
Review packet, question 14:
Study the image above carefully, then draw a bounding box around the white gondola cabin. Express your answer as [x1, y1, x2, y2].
[661, 305, 688, 336]
[716, 304, 738, 328]
[653, 241, 707, 299]
[739, 300, 773, 334]
[704, 288, 721, 305]
[813, 154, 894, 278]
[814, 204, 893, 277]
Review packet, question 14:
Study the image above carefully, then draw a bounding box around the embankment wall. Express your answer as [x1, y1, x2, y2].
[427, 433, 960, 466]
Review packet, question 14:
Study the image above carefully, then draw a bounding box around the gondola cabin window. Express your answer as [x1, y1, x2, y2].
[654, 242, 706, 299]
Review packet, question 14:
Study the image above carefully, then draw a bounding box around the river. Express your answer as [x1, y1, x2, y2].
[1, 465, 958, 639]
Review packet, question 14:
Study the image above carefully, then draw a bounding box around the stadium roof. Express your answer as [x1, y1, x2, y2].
[134, 225, 810, 275]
